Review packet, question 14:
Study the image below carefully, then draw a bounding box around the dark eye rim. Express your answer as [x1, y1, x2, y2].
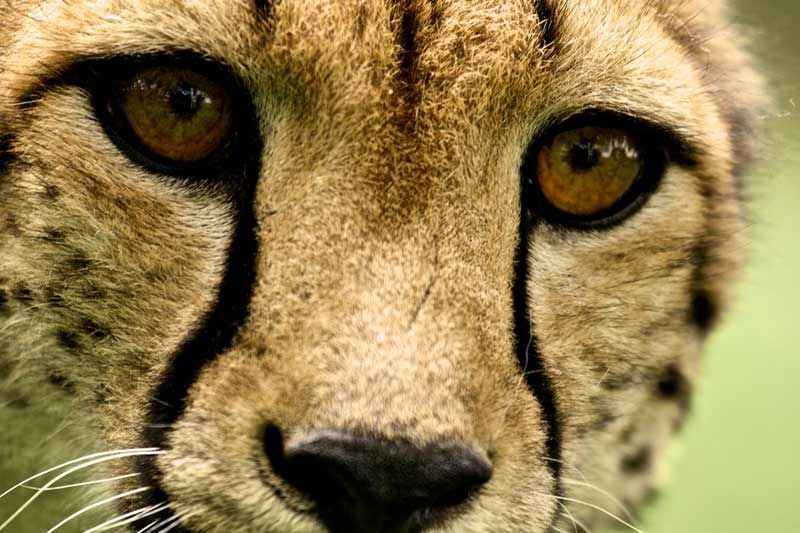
[85, 52, 256, 179]
[521, 111, 678, 230]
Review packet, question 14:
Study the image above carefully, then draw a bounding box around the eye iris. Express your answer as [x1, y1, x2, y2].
[114, 66, 233, 164]
[537, 127, 643, 217]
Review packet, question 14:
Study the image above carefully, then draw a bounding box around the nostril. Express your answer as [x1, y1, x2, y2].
[262, 427, 492, 532]
[264, 425, 360, 507]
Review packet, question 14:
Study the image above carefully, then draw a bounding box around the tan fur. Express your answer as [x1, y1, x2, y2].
[0, 0, 763, 531]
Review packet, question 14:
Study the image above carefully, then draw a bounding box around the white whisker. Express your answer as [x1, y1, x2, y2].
[156, 511, 196, 533]
[558, 501, 592, 533]
[150, 514, 181, 533]
[135, 520, 159, 533]
[557, 500, 579, 533]
[562, 477, 636, 522]
[539, 458, 638, 526]
[85, 502, 170, 533]
[22, 472, 140, 491]
[537, 493, 644, 533]
[0, 449, 163, 531]
[44, 486, 150, 533]
[0, 448, 159, 500]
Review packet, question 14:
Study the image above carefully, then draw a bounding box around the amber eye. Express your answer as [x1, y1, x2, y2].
[533, 126, 649, 220]
[102, 64, 235, 169]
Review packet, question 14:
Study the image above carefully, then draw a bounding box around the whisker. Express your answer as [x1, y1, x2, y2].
[44, 486, 150, 533]
[156, 511, 196, 533]
[557, 500, 579, 533]
[21, 473, 140, 492]
[85, 502, 170, 533]
[538, 493, 644, 533]
[0, 449, 163, 531]
[562, 477, 636, 522]
[558, 501, 592, 533]
[150, 514, 182, 533]
[135, 520, 160, 533]
[540, 458, 638, 526]
[0, 448, 159, 500]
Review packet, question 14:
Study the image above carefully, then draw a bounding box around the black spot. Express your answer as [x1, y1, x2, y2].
[12, 285, 34, 304]
[591, 409, 617, 432]
[656, 365, 693, 418]
[656, 365, 685, 398]
[56, 329, 81, 351]
[48, 374, 77, 394]
[690, 288, 717, 333]
[80, 317, 110, 341]
[621, 446, 652, 474]
[0, 288, 7, 312]
[41, 227, 66, 243]
[41, 183, 61, 201]
[65, 253, 94, 271]
[45, 287, 64, 307]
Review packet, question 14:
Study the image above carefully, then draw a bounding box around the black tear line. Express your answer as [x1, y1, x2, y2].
[133, 153, 262, 532]
[0, 133, 14, 176]
[396, 0, 419, 87]
[252, 0, 272, 22]
[512, 211, 563, 514]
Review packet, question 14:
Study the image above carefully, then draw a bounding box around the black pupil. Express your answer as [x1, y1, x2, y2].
[568, 141, 600, 171]
[169, 83, 205, 117]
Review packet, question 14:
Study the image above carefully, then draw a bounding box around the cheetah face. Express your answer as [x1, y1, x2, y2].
[0, 0, 762, 532]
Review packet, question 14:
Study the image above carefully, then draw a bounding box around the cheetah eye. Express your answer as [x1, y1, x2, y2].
[522, 116, 667, 227]
[92, 58, 247, 175]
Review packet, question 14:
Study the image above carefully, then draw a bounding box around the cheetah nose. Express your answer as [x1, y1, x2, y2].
[264, 426, 492, 533]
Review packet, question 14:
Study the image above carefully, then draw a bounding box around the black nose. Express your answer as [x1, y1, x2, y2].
[264, 426, 492, 533]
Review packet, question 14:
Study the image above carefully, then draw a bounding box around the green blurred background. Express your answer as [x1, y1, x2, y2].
[642, 1, 800, 532]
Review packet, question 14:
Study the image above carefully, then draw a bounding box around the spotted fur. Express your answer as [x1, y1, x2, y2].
[0, 0, 763, 532]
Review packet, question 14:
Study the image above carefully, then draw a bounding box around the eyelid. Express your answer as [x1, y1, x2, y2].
[534, 110, 699, 169]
